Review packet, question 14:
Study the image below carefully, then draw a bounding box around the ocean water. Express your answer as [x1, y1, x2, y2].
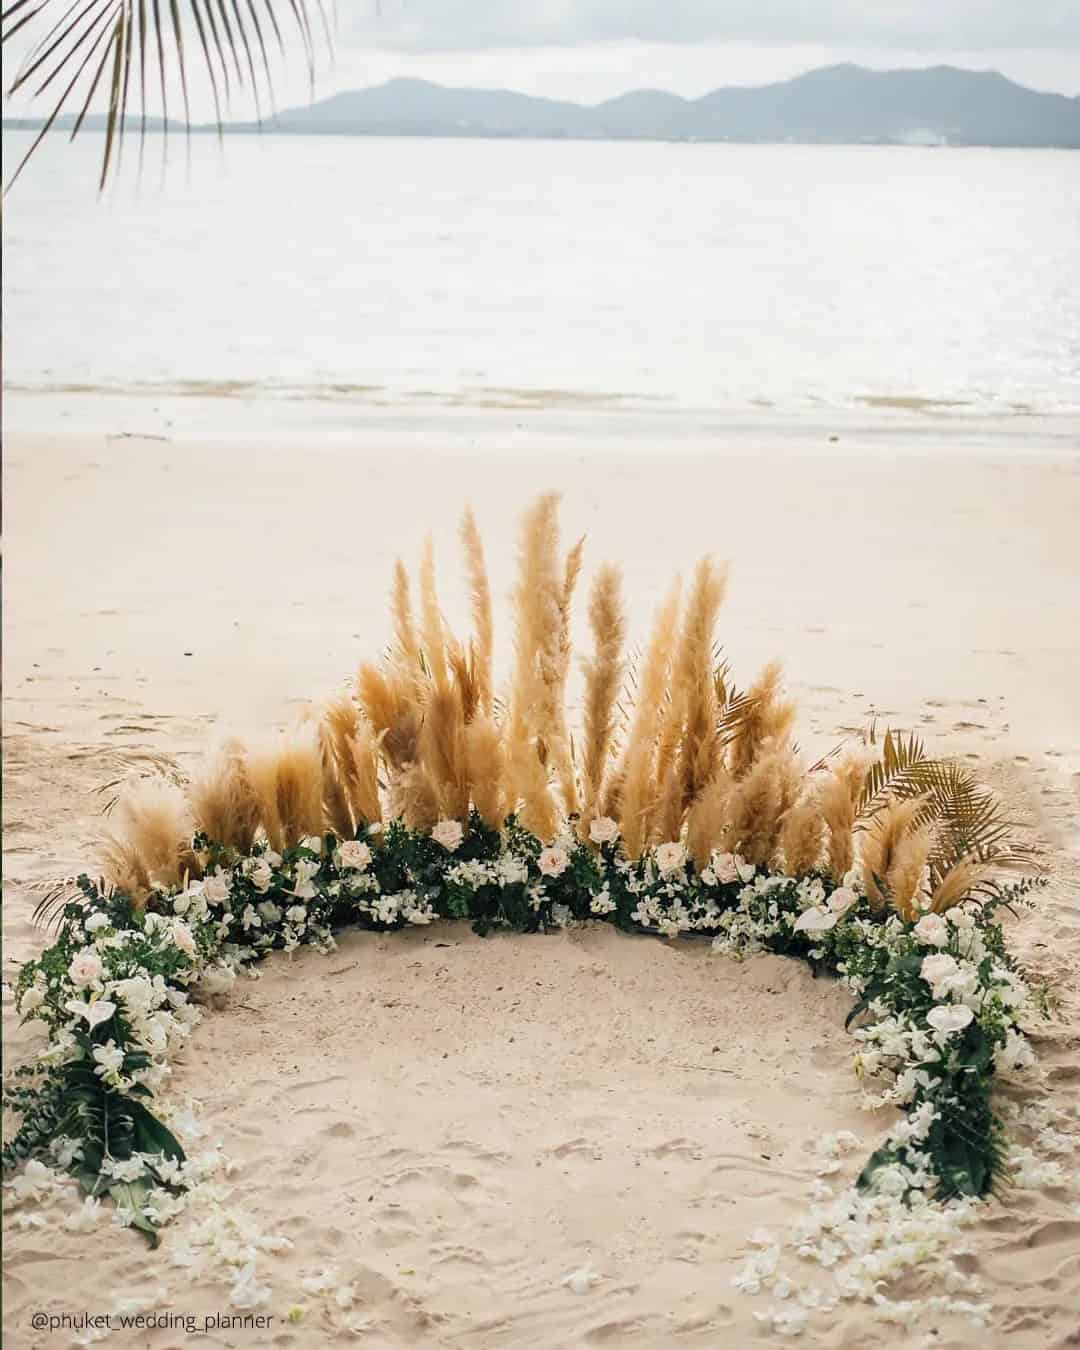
[3, 131, 1079, 445]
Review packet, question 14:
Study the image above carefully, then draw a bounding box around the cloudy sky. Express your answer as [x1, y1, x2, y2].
[327, 1, 1080, 101]
[4, 0, 1079, 125]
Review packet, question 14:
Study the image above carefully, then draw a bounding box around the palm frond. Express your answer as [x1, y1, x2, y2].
[28, 875, 107, 928]
[858, 728, 932, 816]
[859, 727, 1036, 892]
[1, 0, 330, 190]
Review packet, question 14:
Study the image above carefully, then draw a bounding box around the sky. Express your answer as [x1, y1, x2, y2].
[3, 0, 1079, 126]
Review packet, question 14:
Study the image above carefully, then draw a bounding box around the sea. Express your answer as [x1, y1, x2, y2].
[3, 130, 1078, 450]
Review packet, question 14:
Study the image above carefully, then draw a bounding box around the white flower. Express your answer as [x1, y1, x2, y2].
[85, 913, 110, 934]
[63, 1197, 104, 1232]
[712, 852, 741, 884]
[338, 840, 373, 871]
[793, 907, 838, 934]
[198, 963, 236, 998]
[172, 892, 192, 915]
[170, 922, 197, 957]
[655, 842, 687, 875]
[65, 997, 117, 1030]
[300, 835, 324, 855]
[106, 1156, 145, 1182]
[286, 905, 308, 924]
[431, 819, 464, 852]
[109, 976, 156, 1019]
[248, 859, 274, 893]
[3, 1159, 59, 1204]
[290, 858, 320, 901]
[562, 1265, 602, 1294]
[68, 949, 104, 989]
[230, 1261, 271, 1310]
[920, 953, 960, 997]
[538, 846, 570, 878]
[827, 886, 858, 914]
[735, 856, 757, 883]
[256, 901, 283, 925]
[202, 871, 232, 905]
[926, 1004, 974, 1036]
[92, 1041, 125, 1077]
[998, 1028, 1036, 1072]
[20, 987, 45, 1013]
[913, 913, 950, 947]
[589, 816, 620, 845]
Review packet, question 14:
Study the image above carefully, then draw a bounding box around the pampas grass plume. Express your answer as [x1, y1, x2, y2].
[188, 737, 261, 855]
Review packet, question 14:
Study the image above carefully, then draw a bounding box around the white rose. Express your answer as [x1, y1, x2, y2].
[20, 987, 45, 1013]
[286, 905, 308, 924]
[172, 892, 192, 915]
[913, 913, 949, 947]
[537, 846, 570, 878]
[827, 886, 858, 914]
[712, 852, 741, 884]
[300, 835, 324, 855]
[431, 819, 464, 852]
[926, 1004, 974, 1036]
[735, 856, 756, 883]
[338, 840, 373, 871]
[248, 859, 274, 894]
[170, 922, 197, 957]
[202, 872, 231, 905]
[257, 901, 282, 925]
[920, 953, 960, 996]
[793, 907, 839, 934]
[588, 817, 620, 845]
[654, 842, 686, 875]
[84, 913, 109, 934]
[68, 949, 103, 989]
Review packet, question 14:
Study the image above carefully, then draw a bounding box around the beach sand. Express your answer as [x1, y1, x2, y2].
[3, 430, 1079, 1348]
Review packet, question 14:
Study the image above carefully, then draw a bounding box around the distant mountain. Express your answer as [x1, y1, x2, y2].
[248, 65, 1080, 148]
[5, 66, 1078, 148]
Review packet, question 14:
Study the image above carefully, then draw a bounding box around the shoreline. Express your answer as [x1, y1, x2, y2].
[5, 393, 1080, 459]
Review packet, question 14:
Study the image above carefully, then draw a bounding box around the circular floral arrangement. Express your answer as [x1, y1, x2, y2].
[2, 495, 1052, 1329]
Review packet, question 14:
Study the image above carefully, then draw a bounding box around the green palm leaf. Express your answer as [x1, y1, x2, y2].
[1, 0, 329, 189]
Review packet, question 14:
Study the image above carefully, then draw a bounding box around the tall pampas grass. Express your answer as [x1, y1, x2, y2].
[887, 824, 933, 921]
[102, 777, 193, 900]
[724, 745, 801, 868]
[419, 536, 449, 693]
[727, 660, 796, 779]
[357, 663, 420, 772]
[579, 563, 626, 835]
[930, 858, 990, 914]
[685, 771, 731, 869]
[617, 579, 681, 858]
[860, 795, 928, 910]
[421, 684, 470, 820]
[390, 558, 422, 688]
[505, 492, 564, 838]
[188, 737, 260, 855]
[245, 728, 324, 852]
[673, 556, 728, 814]
[460, 507, 494, 716]
[465, 714, 505, 830]
[780, 798, 826, 878]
